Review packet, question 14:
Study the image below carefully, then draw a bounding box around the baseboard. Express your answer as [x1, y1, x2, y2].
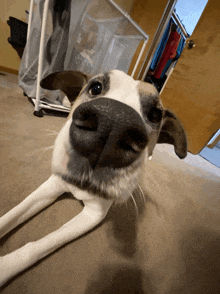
[0, 65, 19, 75]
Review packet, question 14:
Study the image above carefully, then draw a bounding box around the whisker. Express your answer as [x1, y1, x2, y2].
[44, 145, 54, 152]
[27, 145, 54, 156]
[137, 184, 145, 204]
[80, 168, 86, 187]
[130, 192, 139, 214]
[45, 129, 59, 136]
[88, 169, 93, 181]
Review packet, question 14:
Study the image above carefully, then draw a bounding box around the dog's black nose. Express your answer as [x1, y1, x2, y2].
[70, 98, 148, 169]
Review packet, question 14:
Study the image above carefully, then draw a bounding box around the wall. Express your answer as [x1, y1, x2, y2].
[0, 0, 29, 74]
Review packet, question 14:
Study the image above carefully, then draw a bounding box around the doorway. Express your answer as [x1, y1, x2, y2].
[142, 0, 219, 167]
[143, 0, 209, 92]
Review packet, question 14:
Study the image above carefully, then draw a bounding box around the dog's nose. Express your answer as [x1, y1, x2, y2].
[70, 98, 148, 169]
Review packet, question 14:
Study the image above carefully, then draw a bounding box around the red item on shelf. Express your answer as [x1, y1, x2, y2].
[153, 31, 181, 79]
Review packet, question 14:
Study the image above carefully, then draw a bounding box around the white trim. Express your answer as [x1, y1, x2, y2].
[139, 0, 177, 81]
[207, 129, 220, 148]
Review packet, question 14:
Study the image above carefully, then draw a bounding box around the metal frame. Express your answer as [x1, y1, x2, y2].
[26, 0, 149, 116]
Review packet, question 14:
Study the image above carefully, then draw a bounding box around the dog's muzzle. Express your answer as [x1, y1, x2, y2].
[69, 98, 148, 169]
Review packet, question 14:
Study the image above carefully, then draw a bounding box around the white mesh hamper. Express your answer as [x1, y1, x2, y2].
[20, 0, 148, 116]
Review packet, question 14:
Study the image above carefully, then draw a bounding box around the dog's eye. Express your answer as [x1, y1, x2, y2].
[147, 107, 163, 123]
[88, 82, 102, 96]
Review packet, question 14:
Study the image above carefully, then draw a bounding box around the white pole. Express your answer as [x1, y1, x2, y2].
[131, 39, 148, 78]
[34, 0, 50, 115]
[25, 0, 34, 68]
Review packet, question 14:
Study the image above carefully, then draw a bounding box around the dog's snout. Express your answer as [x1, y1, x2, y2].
[70, 98, 148, 169]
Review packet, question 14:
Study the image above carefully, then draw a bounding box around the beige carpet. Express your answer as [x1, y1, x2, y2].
[0, 72, 220, 293]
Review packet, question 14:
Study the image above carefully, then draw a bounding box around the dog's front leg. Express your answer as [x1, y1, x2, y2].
[0, 196, 112, 286]
[0, 174, 67, 239]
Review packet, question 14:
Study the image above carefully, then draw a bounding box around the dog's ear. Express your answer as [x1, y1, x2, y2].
[157, 110, 187, 159]
[40, 71, 91, 103]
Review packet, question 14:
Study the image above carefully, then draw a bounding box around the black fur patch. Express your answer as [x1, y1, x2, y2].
[81, 73, 110, 97]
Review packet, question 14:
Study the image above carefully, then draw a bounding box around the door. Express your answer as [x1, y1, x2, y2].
[160, 0, 220, 154]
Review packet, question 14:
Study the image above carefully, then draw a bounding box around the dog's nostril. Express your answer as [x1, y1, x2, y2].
[74, 112, 98, 131]
[119, 142, 146, 156]
[118, 129, 148, 153]
[129, 143, 143, 152]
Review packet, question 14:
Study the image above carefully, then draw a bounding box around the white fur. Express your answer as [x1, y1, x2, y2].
[51, 118, 72, 175]
[107, 70, 142, 116]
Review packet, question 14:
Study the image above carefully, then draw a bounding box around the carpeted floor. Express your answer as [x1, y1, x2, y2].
[0, 71, 220, 293]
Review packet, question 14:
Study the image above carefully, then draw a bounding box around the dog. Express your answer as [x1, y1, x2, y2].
[0, 70, 187, 286]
